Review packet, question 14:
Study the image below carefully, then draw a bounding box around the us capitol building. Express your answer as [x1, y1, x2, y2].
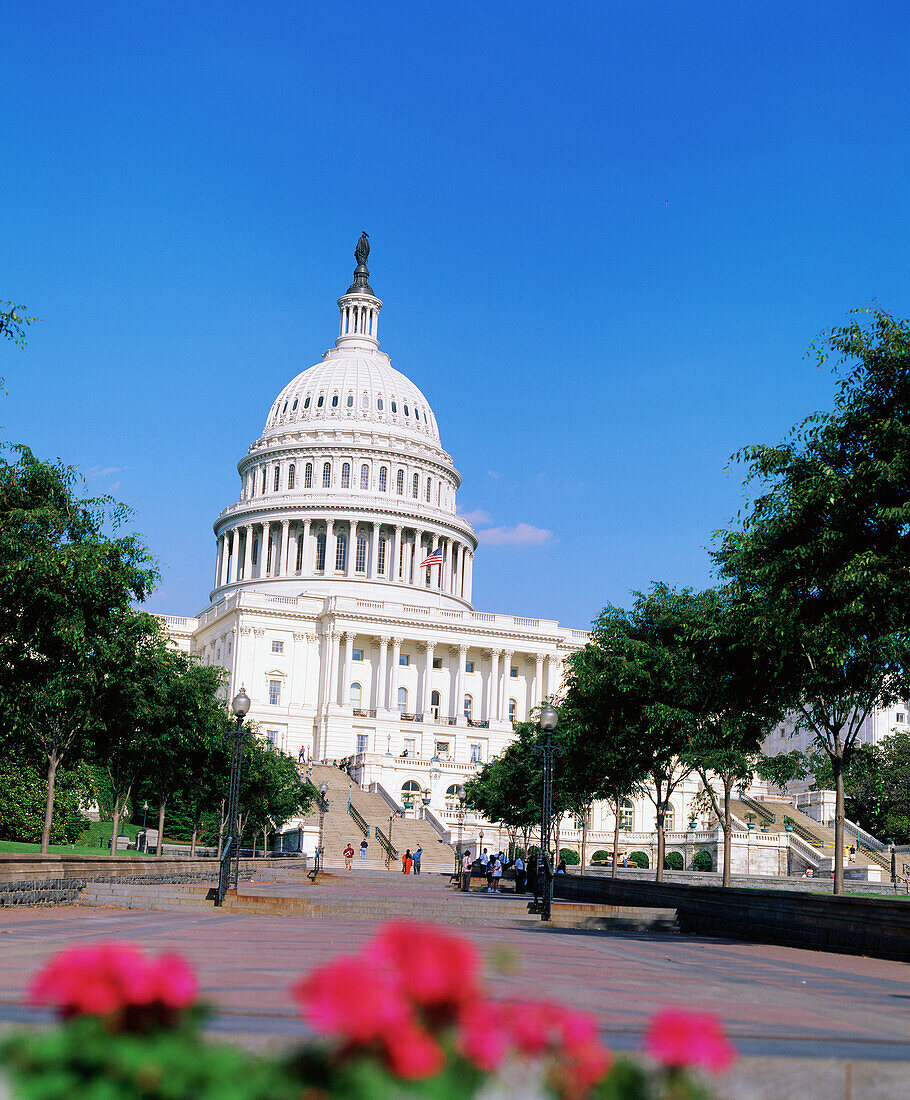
[162, 236, 884, 878]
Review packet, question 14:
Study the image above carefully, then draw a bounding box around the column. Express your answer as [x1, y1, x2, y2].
[456, 645, 468, 724]
[534, 654, 545, 707]
[214, 536, 223, 588]
[547, 654, 561, 700]
[321, 630, 336, 710]
[422, 642, 435, 716]
[282, 519, 292, 575]
[377, 636, 389, 710]
[243, 524, 253, 580]
[391, 638, 402, 713]
[218, 534, 229, 586]
[345, 520, 354, 577]
[499, 651, 513, 722]
[334, 633, 345, 705]
[410, 531, 419, 585]
[343, 633, 354, 707]
[227, 528, 238, 583]
[260, 522, 270, 576]
[370, 521, 380, 578]
[439, 538, 447, 592]
[393, 525, 403, 581]
[488, 650, 500, 722]
[299, 518, 310, 574]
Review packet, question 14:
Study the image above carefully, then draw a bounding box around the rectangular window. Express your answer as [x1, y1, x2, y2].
[465, 661, 474, 673]
[377, 536, 387, 576]
[252, 537, 259, 565]
[273, 466, 280, 492]
[432, 657, 442, 669]
[268, 680, 281, 706]
[261, 468, 268, 494]
[470, 743, 482, 763]
[404, 738, 416, 756]
[356, 734, 369, 754]
[399, 654, 410, 666]
[898, 713, 905, 723]
[435, 741, 450, 757]
[266, 730, 278, 749]
[510, 666, 518, 677]
[271, 640, 284, 654]
[353, 648, 363, 661]
[335, 532, 347, 572]
[355, 534, 367, 573]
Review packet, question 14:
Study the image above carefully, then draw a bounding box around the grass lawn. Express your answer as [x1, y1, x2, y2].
[0, 821, 156, 857]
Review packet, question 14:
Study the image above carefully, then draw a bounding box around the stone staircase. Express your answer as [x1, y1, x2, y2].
[731, 796, 888, 873]
[304, 765, 456, 873]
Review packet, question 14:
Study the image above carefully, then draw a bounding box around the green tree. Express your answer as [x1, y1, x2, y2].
[0, 445, 158, 851]
[715, 309, 910, 893]
[235, 738, 314, 854]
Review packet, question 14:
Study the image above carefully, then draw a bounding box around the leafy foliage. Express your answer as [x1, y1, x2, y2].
[663, 851, 684, 870]
[628, 851, 649, 868]
[692, 849, 713, 872]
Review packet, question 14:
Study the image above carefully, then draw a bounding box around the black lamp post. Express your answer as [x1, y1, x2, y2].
[454, 786, 466, 876]
[536, 703, 560, 921]
[215, 687, 252, 907]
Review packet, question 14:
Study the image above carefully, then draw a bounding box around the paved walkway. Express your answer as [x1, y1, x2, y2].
[1, 902, 909, 1064]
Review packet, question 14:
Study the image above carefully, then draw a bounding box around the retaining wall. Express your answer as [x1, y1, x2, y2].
[554, 874, 910, 961]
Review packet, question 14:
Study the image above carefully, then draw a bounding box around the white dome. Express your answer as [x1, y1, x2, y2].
[261, 348, 441, 445]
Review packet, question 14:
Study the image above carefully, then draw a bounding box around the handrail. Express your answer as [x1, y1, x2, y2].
[737, 793, 775, 824]
[348, 801, 369, 837]
[845, 818, 887, 851]
[376, 827, 398, 861]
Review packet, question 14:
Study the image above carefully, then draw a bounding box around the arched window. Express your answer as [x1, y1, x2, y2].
[350, 683, 362, 709]
[379, 466, 388, 492]
[317, 395, 324, 408]
[261, 468, 268, 495]
[446, 784, 462, 810]
[412, 473, 419, 499]
[287, 464, 295, 490]
[360, 463, 369, 489]
[401, 780, 421, 805]
[322, 462, 332, 488]
[396, 469, 405, 495]
[378, 535, 387, 576]
[430, 690, 440, 719]
[314, 531, 326, 572]
[620, 799, 634, 831]
[304, 396, 311, 409]
[426, 478, 432, 502]
[273, 466, 280, 492]
[415, 407, 420, 420]
[346, 394, 354, 408]
[335, 530, 347, 572]
[664, 806, 675, 832]
[296, 533, 304, 572]
[292, 398, 298, 411]
[509, 699, 517, 723]
[331, 394, 339, 407]
[397, 687, 408, 715]
[391, 400, 397, 413]
[304, 462, 313, 488]
[464, 694, 473, 721]
[341, 462, 351, 488]
[404, 404, 410, 416]
[355, 534, 368, 573]
[361, 393, 369, 410]
[377, 397, 384, 411]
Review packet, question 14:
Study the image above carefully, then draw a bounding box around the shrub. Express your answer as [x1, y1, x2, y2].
[663, 851, 684, 871]
[628, 850, 649, 868]
[691, 850, 713, 872]
[591, 850, 611, 863]
[559, 848, 580, 865]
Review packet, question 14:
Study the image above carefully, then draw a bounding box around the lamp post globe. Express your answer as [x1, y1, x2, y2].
[540, 704, 558, 732]
[232, 687, 251, 720]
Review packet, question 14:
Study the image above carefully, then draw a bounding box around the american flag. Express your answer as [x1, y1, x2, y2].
[420, 546, 443, 568]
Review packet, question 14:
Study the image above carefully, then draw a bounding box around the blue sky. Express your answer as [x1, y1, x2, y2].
[2, 3, 907, 630]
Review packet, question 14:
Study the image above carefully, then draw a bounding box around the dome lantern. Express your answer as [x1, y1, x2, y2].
[335, 231, 382, 351]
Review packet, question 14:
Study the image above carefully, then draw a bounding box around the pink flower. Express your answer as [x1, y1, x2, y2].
[498, 1000, 552, 1056]
[457, 1000, 511, 1071]
[29, 943, 199, 1021]
[644, 1008, 736, 1073]
[292, 955, 412, 1044]
[385, 1025, 446, 1080]
[370, 921, 481, 1013]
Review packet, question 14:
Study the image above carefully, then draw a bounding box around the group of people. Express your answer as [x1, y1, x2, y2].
[459, 848, 534, 894]
[402, 846, 422, 874]
[342, 838, 370, 869]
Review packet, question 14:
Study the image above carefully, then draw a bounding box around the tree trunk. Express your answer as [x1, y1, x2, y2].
[655, 809, 665, 882]
[722, 783, 732, 888]
[611, 796, 621, 879]
[156, 800, 166, 858]
[263, 827, 268, 857]
[832, 747, 845, 896]
[110, 795, 121, 857]
[580, 813, 588, 873]
[41, 752, 60, 855]
[190, 823, 197, 858]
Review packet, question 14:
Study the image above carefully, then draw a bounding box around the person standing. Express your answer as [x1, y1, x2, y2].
[513, 851, 526, 894]
[343, 843, 354, 871]
[461, 849, 472, 891]
[403, 848, 412, 874]
[360, 838, 368, 860]
[413, 846, 422, 874]
[491, 855, 503, 892]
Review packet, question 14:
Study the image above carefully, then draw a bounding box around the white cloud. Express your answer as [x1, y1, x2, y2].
[88, 465, 121, 477]
[487, 470, 500, 479]
[476, 523, 553, 547]
[457, 508, 491, 526]
[108, 481, 121, 493]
